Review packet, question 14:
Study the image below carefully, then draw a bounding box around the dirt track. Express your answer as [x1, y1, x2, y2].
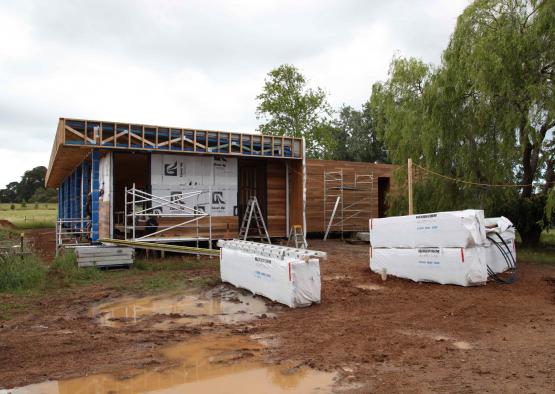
[1, 238, 554, 392]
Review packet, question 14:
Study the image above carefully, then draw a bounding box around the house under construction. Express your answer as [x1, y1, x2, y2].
[46, 118, 395, 247]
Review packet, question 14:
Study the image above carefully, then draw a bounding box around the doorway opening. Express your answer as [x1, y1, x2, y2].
[237, 158, 268, 226]
[377, 177, 390, 218]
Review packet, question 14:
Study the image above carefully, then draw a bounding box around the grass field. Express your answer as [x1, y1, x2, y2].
[0, 203, 57, 229]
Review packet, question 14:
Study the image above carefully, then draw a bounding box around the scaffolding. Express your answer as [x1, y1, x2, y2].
[324, 170, 374, 235]
[56, 218, 92, 252]
[124, 185, 212, 248]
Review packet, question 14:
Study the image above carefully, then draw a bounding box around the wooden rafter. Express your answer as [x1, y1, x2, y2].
[47, 117, 303, 188]
[102, 129, 128, 144]
[65, 125, 95, 144]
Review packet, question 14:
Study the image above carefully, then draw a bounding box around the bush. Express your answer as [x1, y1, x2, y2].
[10, 204, 14, 210]
[0, 254, 46, 292]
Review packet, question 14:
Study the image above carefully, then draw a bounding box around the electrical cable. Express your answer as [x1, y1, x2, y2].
[486, 231, 517, 284]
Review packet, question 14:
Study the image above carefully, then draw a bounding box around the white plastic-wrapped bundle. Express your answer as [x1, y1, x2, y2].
[369, 246, 488, 287]
[484, 217, 516, 274]
[370, 210, 487, 248]
[217, 240, 325, 308]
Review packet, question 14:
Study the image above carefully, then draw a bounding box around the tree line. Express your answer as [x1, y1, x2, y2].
[255, 0, 554, 244]
[0, 166, 57, 203]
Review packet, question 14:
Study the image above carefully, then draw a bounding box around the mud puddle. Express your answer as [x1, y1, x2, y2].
[91, 286, 274, 328]
[4, 335, 335, 394]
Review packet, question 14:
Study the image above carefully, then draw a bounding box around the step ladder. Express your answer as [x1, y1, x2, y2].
[288, 225, 307, 249]
[238, 196, 271, 244]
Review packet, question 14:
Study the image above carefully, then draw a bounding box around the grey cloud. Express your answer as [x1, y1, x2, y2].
[13, 0, 450, 75]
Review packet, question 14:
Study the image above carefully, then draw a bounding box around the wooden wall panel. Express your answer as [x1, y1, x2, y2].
[99, 201, 111, 239]
[152, 216, 238, 239]
[266, 160, 286, 237]
[306, 159, 396, 233]
[288, 160, 304, 231]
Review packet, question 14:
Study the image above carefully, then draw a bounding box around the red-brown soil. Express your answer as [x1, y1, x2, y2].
[24, 228, 57, 261]
[0, 238, 554, 392]
[0, 220, 15, 229]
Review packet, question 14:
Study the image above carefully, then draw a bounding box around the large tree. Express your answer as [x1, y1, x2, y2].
[0, 166, 55, 203]
[255, 64, 333, 158]
[371, 0, 554, 244]
[325, 104, 388, 163]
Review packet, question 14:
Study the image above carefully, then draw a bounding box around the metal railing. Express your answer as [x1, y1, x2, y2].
[56, 218, 92, 252]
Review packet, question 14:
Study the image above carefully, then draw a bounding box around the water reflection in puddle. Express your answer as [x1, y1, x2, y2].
[5, 335, 335, 394]
[90, 287, 274, 328]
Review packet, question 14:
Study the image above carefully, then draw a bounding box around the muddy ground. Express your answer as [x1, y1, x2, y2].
[1, 234, 554, 393]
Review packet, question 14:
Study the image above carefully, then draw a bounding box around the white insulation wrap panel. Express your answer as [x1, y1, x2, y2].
[369, 247, 488, 287]
[218, 240, 324, 308]
[370, 210, 487, 248]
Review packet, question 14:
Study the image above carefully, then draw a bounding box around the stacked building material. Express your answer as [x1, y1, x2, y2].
[217, 240, 326, 308]
[75, 245, 134, 268]
[369, 210, 491, 286]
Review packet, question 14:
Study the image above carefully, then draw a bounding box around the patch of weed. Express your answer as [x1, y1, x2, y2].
[47, 251, 101, 287]
[0, 254, 46, 292]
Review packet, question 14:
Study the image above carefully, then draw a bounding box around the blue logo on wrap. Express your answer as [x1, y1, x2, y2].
[255, 271, 272, 281]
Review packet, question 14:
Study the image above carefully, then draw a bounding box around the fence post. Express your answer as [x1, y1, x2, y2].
[20, 232, 24, 260]
[408, 158, 414, 215]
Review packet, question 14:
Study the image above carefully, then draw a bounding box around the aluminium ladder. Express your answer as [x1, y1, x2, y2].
[287, 225, 307, 249]
[238, 197, 271, 244]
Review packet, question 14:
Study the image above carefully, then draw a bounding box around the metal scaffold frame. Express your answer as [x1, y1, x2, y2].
[124, 184, 212, 248]
[324, 170, 374, 236]
[55, 218, 92, 252]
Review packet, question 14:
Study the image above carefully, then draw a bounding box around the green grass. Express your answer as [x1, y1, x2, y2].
[0, 254, 46, 292]
[0, 203, 57, 229]
[46, 251, 102, 287]
[513, 229, 555, 265]
[517, 247, 555, 265]
[540, 230, 555, 246]
[0, 228, 16, 241]
[0, 203, 57, 211]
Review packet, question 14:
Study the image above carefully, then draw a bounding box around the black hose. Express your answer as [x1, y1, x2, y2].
[486, 232, 517, 284]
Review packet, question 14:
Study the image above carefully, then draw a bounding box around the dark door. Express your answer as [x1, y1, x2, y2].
[238, 160, 267, 223]
[378, 177, 390, 218]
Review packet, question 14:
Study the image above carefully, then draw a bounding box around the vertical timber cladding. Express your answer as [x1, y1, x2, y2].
[266, 160, 287, 236]
[305, 159, 396, 233]
[288, 160, 305, 233]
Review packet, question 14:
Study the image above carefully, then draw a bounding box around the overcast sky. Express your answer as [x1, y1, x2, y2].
[0, 0, 468, 188]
